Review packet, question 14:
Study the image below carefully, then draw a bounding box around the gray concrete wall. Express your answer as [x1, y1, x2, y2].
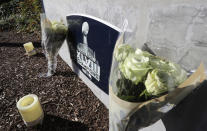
[43, 0, 207, 72]
[43, 0, 207, 108]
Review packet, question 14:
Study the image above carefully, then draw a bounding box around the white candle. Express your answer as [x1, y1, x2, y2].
[17, 94, 44, 127]
[23, 42, 36, 56]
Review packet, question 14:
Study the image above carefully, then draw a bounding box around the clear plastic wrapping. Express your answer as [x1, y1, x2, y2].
[109, 20, 206, 131]
[40, 14, 67, 77]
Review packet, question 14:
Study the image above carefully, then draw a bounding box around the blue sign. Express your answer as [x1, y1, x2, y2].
[66, 14, 120, 94]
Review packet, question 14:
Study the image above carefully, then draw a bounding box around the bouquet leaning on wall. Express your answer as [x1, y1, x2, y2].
[109, 22, 206, 131]
[40, 13, 68, 77]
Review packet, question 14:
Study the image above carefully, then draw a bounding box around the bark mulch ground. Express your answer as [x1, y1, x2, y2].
[0, 31, 108, 131]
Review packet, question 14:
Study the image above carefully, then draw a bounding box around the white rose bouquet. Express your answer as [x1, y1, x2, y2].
[109, 35, 206, 131]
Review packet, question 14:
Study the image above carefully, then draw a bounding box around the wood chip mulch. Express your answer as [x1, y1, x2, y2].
[0, 33, 108, 131]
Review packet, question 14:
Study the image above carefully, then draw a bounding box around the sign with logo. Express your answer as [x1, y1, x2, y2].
[66, 14, 120, 94]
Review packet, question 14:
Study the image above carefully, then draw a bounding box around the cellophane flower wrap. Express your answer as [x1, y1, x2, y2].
[109, 22, 206, 131]
[40, 13, 68, 77]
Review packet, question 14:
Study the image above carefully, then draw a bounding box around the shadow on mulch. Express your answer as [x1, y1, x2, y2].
[55, 70, 77, 78]
[34, 53, 45, 58]
[37, 114, 88, 131]
[0, 42, 41, 47]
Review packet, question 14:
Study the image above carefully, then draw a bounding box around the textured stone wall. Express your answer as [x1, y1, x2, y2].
[147, 5, 207, 71]
[44, 0, 207, 72]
